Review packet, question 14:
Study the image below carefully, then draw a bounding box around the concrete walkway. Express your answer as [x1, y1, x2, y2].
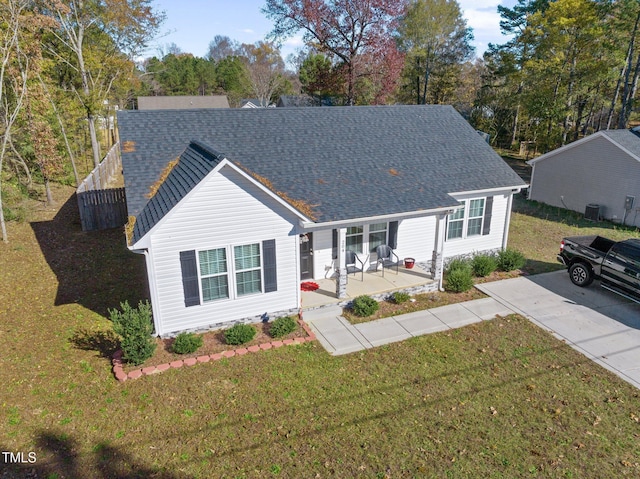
[303, 297, 515, 355]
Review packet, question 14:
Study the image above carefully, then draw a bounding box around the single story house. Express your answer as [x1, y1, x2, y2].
[528, 128, 640, 227]
[137, 95, 230, 110]
[117, 105, 526, 336]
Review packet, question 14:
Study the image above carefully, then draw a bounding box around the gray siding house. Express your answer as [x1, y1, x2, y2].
[528, 129, 640, 227]
[118, 105, 526, 336]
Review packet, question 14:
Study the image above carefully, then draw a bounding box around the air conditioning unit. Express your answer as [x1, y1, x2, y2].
[584, 203, 600, 221]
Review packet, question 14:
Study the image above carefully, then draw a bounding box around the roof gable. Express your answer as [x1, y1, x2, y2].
[528, 129, 640, 166]
[119, 105, 526, 227]
[130, 141, 224, 244]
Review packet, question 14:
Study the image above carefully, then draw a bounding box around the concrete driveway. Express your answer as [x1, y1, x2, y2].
[477, 270, 640, 389]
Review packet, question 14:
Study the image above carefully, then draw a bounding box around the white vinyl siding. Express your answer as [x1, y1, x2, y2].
[147, 165, 300, 336]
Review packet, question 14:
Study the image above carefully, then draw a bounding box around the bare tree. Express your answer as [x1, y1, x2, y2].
[0, 0, 30, 242]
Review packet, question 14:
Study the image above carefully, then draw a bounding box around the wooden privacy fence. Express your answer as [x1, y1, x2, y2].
[77, 143, 128, 231]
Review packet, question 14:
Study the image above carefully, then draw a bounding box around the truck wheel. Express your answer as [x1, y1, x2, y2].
[569, 262, 593, 287]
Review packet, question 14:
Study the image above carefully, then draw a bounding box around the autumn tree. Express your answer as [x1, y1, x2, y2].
[396, 0, 474, 105]
[240, 41, 287, 107]
[263, 0, 407, 105]
[299, 52, 342, 101]
[207, 35, 241, 62]
[40, 0, 163, 167]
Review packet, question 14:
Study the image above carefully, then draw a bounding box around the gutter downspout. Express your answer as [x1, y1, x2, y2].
[503, 191, 519, 250]
[131, 248, 163, 337]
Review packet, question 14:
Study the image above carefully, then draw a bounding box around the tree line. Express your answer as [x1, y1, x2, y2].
[1, 0, 639, 242]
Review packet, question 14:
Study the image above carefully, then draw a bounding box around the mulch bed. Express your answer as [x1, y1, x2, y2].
[114, 319, 314, 381]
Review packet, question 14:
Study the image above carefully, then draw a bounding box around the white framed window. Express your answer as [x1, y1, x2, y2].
[346, 226, 364, 253]
[446, 197, 488, 240]
[234, 243, 262, 296]
[199, 248, 229, 302]
[467, 198, 485, 236]
[369, 223, 388, 252]
[446, 206, 465, 240]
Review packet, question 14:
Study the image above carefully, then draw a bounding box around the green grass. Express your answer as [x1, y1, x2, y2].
[1, 185, 640, 477]
[510, 195, 640, 275]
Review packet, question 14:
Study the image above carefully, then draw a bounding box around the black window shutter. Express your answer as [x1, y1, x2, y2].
[332, 229, 338, 259]
[180, 250, 200, 307]
[263, 239, 277, 293]
[482, 196, 494, 235]
[388, 221, 399, 249]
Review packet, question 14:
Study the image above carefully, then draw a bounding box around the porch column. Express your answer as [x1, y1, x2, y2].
[335, 227, 347, 299]
[431, 214, 446, 291]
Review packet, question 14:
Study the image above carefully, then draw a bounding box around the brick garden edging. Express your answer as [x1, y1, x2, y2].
[112, 318, 316, 382]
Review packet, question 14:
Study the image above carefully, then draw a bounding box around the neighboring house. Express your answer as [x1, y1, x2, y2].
[528, 128, 640, 227]
[276, 95, 320, 107]
[118, 105, 526, 336]
[137, 95, 230, 110]
[240, 98, 275, 108]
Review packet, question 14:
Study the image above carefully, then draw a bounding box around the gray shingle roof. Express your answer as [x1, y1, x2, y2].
[131, 141, 225, 243]
[118, 105, 526, 241]
[601, 129, 640, 159]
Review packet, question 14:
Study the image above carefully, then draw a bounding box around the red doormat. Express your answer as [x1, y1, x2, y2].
[300, 281, 320, 292]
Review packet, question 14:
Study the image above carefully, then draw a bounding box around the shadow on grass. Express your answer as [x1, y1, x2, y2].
[30, 193, 148, 318]
[1, 431, 192, 478]
[70, 328, 120, 359]
[523, 258, 564, 276]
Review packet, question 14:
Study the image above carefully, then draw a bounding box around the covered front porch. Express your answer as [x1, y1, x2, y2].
[301, 263, 438, 309]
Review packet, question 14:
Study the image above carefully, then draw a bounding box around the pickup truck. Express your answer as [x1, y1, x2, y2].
[558, 235, 640, 303]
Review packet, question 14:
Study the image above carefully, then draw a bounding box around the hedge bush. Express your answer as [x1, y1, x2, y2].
[471, 253, 498, 277]
[224, 323, 256, 345]
[270, 316, 298, 338]
[172, 332, 203, 354]
[351, 295, 379, 317]
[109, 300, 156, 366]
[445, 267, 474, 293]
[446, 257, 472, 273]
[391, 291, 411, 304]
[497, 248, 526, 272]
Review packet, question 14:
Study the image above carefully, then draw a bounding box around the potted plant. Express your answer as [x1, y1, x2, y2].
[404, 257, 415, 269]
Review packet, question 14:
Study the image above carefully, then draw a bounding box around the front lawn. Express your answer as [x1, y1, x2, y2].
[1, 186, 640, 478]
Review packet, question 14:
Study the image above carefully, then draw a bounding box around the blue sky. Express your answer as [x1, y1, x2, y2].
[149, 0, 517, 62]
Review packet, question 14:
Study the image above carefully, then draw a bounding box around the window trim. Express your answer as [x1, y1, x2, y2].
[198, 247, 231, 303]
[233, 242, 263, 297]
[446, 197, 488, 241]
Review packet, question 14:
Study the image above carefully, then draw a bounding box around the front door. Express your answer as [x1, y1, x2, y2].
[300, 233, 313, 280]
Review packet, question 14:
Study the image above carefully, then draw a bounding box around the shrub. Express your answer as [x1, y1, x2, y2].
[446, 257, 472, 273]
[224, 323, 256, 345]
[497, 248, 526, 272]
[471, 253, 498, 277]
[445, 267, 474, 293]
[351, 295, 379, 317]
[269, 316, 298, 338]
[109, 300, 156, 366]
[392, 291, 411, 304]
[172, 332, 203, 354]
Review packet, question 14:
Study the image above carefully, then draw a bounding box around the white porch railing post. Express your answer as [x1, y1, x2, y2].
[432, 214, 447, 291]
[335, 227, 347, 299]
